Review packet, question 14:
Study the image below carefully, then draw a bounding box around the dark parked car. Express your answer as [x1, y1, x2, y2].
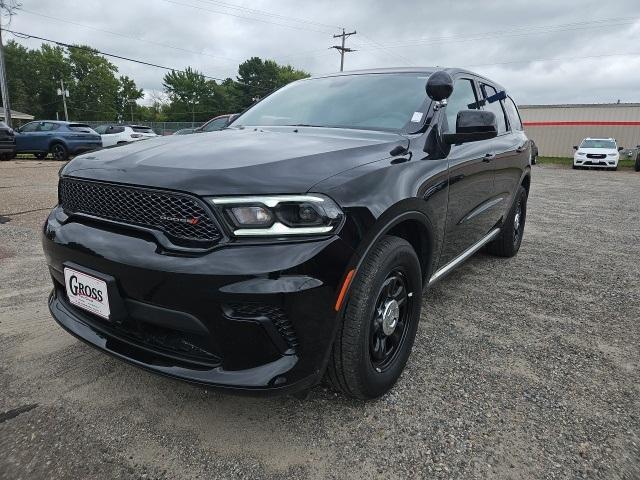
[0, 121, 16, 160]
[43, 68, 531, 399]
[15, 120, 102, 160]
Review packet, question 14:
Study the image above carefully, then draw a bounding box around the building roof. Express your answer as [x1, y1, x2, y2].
[0, 109, 35, 120]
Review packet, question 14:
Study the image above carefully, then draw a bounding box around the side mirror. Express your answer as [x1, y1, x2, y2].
[573, 146, 578, 150]
[443, 110, 498, 145]
[426, 71, 454, 102]
[618, 146, 623, 151]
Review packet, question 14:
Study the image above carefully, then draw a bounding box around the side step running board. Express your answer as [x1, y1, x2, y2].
[428, 228, 501, 286]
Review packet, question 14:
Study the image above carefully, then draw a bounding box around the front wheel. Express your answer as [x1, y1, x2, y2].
[50, 143, 69, 161]
[635, 154, 640, 172]
[325, 236, 422, 399]
[486, 186, 528, 258]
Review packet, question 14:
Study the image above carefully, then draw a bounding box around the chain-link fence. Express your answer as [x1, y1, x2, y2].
[80, 121, 205, 136]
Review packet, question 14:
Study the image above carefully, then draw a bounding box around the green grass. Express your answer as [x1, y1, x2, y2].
[537, 156, 636, 169]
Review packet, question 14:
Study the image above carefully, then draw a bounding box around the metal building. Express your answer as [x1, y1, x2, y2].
[518, 103, 640, 158]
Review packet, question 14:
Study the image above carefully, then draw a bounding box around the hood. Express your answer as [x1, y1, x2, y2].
[62, 127, 408, 195]
[577, 147, 619, 155]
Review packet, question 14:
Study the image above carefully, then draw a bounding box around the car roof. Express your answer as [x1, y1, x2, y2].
[308, 67, 507, 92]
[584, 137, 615, 141]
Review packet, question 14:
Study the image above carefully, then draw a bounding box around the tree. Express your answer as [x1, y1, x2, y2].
[116, 75, 143, 122]
[236, 57, 309, 106]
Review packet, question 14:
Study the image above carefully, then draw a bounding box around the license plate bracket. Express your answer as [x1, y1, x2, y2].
[62, 262, 127, 321]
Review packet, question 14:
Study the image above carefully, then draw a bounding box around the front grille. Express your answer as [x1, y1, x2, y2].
[586, 154, 607, 159]
[227, 303, 299, 351]
[59, 178, 222, 247]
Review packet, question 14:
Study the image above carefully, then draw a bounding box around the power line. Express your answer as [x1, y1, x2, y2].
[5, 28, 245, 84]
[463, 50, 640, 68]
[160, 0, 335, 34]
[191, 0, 342, 30]
[354, 33, 413, 67]
[20, 9, 242, 63]
[353, 17, 639, 51]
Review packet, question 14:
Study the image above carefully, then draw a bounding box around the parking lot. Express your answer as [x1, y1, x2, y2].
[0, 160, 638, 479]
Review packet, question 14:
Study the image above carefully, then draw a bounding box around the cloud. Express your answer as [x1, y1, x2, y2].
[8, 0, 640, 104]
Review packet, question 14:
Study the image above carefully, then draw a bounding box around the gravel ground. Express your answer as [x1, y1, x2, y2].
[1, 160, 638, 480]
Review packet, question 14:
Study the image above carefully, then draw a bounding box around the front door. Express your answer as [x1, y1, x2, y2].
[438, 77, 497, 267]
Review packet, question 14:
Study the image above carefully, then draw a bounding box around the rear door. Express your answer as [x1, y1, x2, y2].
[438, 77, 497, 266]
[479, 85, 528, 217]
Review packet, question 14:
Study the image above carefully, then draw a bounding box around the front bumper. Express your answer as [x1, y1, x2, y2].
[43, 207, 355, 394]
[574, 156, 618, 168]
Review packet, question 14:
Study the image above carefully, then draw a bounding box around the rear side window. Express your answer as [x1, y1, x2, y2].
[444, 79, 480, 133]
[504, 96, 523, 131]
[108, 126, 125, 134]
[94, 125, 108, 134]
[68, 124, 93, 133]
[480, 84, 507, 134]
[38, 122, 60, 132]
[132, 126, 154, 133]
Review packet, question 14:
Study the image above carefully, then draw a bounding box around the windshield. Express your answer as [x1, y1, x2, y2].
[581, 139, 616, 149]
[234, 73, 432, 132]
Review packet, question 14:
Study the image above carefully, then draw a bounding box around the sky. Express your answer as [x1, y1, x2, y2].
[5, 0, 640, 105]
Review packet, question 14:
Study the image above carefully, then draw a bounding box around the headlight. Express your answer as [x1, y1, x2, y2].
[209, 194, 344, 236]
[607, 153, 617, 157]
[577, 151, 585, 156]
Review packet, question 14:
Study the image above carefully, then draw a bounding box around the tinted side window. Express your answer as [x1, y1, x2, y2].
[480, 84, 507, 134]
[38, 122, 60, 132]
[444, 79, 480, 133]
[111, 126, 125, 134]
[504, 96, 523, 131]
[94, 125, 108, 134]
[203, 117, 229, 132]
[20, 122, 39, 133]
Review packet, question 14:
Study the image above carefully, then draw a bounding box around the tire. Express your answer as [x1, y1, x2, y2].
[635, 155, 640, 172]
[0, 152, 13, 161]
[325, 235, 422, 399]
[50, 143, 69, 161]
[34, 152, 47, 160]
[486, 186, 527, 258]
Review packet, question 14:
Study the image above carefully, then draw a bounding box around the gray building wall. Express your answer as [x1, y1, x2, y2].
[518, 103, 640, 158]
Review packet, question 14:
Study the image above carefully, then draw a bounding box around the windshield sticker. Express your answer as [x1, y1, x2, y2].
[411, 112, 423, 123]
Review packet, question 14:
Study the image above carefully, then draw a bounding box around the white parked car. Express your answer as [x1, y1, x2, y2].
[94, 124, 158, 148]
[573, 138, 622, 171]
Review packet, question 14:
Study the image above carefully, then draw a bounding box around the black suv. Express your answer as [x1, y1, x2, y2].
[43, 68, 531, 399]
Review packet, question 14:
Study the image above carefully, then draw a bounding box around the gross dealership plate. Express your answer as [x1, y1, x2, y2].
[63, 267, 110, 319]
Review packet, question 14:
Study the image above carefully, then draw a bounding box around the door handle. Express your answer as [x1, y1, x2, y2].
[482, 153, 496, 162]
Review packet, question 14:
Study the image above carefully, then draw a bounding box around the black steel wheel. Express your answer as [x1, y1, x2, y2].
[325, 235, 422, 399]
[369, 270, 413, 372]
[50, 143, 68, 161]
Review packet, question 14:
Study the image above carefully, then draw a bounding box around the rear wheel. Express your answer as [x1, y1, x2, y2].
[50, 143, 68, 161]
[487, 186, 527, 258]
[635, 154, 640, 172]
[326, 235, 422, 399]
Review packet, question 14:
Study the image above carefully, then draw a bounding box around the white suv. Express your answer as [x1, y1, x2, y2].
[573, 138, 622, 171]
[95, 124, 158, 148]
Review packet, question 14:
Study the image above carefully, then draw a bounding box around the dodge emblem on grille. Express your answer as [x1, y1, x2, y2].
[160, 216, 200, 225]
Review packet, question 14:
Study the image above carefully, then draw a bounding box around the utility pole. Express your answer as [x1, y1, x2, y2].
[128, 99, 136, 123]
[331, 28, 357, 72]
[57, 79, 69, 121]
[0, 21, 12, 127]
